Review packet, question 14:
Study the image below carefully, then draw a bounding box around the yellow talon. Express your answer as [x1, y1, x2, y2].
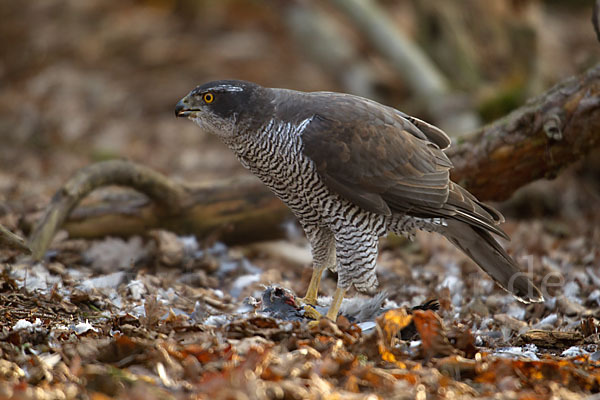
[307, 320, 321, 329]
[300, 296, 317, 306]
[303, 287, 347, 325]
[303, 304, 323, 320]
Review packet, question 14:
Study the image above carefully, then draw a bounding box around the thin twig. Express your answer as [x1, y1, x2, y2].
[0, 223, 31, 254]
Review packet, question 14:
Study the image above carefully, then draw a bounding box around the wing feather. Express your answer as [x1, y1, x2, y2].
[297, 92, 503, 237]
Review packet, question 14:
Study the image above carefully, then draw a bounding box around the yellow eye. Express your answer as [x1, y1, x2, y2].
[203, 93, 214, 103]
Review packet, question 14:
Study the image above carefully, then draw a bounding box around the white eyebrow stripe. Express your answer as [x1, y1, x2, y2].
[212, 84, 243, 92]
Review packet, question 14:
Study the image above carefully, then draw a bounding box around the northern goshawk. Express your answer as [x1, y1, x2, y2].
[175, 80, 543, 320]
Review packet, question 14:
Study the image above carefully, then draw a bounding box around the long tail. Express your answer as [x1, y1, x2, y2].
[442, 219, 544, 303]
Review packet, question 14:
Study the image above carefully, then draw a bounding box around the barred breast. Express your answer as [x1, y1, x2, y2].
[227, 117, 441, 242]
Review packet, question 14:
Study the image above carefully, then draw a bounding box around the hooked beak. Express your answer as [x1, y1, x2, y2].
[174, 99, 188, 117]
[175, 97, 198, 118]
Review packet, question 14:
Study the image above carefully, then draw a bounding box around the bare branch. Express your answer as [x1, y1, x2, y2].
[28, 160, 187, 260]
[28, 161, 290, 259]
[448, 64, 600, 201]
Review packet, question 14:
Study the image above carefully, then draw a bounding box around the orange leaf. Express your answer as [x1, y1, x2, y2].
[412, 310, 455, 359]
[376, 308, 412, 367]
[90, 393, 113, 400]
[377, 308, 413, 345]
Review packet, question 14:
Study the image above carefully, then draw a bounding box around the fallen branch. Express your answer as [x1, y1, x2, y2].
[517, 329, 583, 349]
[448, 63, 600, 201]
[29, 160, 187, 260]
[63, 175, 289, 244]
[28, 160, 290, 260]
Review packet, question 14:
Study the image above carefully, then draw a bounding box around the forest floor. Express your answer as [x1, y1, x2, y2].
[1, 175, 599, 399]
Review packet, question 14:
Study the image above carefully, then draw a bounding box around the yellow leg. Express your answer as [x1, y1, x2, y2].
[325, 287, 347, 321]
[303, 305, 323, 320]
[301, 265, 326, 305]
[306, 286, 347, 324]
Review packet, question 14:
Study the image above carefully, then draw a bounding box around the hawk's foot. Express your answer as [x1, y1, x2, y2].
[307, 319, 321, 329]
[303, 304, 322, 321]
[299, 295, 318, 306]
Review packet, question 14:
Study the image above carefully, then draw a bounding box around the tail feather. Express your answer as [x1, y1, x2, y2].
[442, 219, 544, 303]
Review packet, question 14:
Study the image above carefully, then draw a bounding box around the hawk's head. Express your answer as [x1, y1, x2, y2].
[175, 80, 271, 138]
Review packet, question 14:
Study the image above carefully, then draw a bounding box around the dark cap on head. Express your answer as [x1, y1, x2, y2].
[176, 79, 273, 133]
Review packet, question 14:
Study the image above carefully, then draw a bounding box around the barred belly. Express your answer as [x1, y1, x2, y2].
[226, 119, 444, 291]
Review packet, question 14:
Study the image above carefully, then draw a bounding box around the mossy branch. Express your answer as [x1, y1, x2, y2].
[448, 64, 600, 201]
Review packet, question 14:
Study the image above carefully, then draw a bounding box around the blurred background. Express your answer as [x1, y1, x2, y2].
[2, 4, 600, 396]
[0, 0, 598, 219]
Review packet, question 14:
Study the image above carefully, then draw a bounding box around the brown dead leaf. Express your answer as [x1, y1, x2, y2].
[377, 308, 413, 345]
[182, 343, 234, 364]
[197, 347, 270, 396]
[413, 310, 455, 359]
[308, 317, 341, 337]
[97, 335, 149, 366]
[351, 366, 398, 393]
[248, 317, 279, 329]
[436, 356, 478, 380]
[376, 308, 412, 366]
[334, 315, 362, 346]
[447, 324, 478, 358]
[224, 316, 298, 341]
[141, 295, 164, 329]
[476, 357, 600, 392]
[90, 392, 113, 400]
[344, 373, 360, 393]
[581, 316, 600, 337]
[558, 295, 592, 317]
[149, 229, 184, 267]
[494, 313, 528, 332]
[388, 369, 420, 385]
